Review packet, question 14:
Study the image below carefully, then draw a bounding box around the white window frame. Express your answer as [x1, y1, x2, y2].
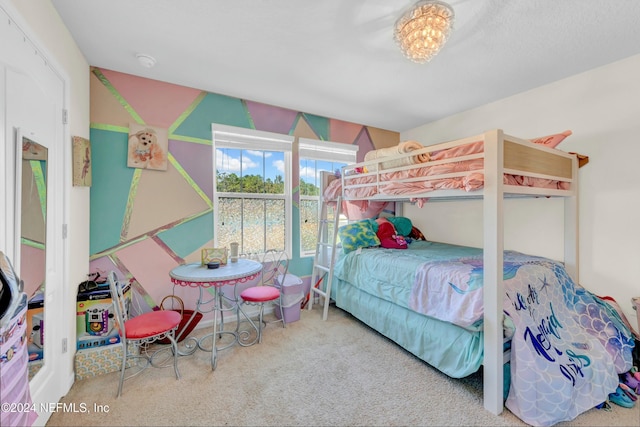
[212, 124, 294, 257]
[298, 138, 358, 257]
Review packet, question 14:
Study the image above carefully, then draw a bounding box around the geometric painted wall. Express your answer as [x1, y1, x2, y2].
[89, 67, 399, 310]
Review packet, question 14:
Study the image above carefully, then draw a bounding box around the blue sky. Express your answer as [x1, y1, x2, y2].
[217, 148, 343, 184]
[216, 148, 283, 180]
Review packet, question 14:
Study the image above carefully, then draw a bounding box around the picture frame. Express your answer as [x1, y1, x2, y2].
[72, 136, 92, 187]
[127, 123, 168, 171]
[201, 248, 228, 266]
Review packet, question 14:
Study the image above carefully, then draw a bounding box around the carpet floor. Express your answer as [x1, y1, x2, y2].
[47, 305, 639, 426]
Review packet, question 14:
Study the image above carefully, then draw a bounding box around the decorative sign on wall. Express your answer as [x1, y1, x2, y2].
[127, 123, 168, 171]
[72, 136, 92, 186]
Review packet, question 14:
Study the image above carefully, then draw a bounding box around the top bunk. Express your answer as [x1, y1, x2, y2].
[324, 129, 586, 204]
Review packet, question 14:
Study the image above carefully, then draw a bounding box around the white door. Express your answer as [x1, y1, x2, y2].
[5, 67, 67, 425]
[1, 6, 72, 422]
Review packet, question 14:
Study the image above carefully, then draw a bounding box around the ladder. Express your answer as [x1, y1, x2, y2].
[307, 196, 342, 320]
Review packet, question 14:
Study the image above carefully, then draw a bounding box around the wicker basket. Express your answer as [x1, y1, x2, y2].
[158, 295, 202, 343]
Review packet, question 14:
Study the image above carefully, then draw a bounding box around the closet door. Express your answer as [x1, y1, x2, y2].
[1, 5, 75, 423]
[1, 6, 74, 424]
[4, 66, 66, 423]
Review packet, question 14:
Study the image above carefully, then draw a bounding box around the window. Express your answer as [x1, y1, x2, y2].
[212, 124, 294, 256]
[298, 138, 358, 257]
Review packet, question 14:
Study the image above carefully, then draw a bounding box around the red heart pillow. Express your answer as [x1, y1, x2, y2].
[376, 219, 408, 249]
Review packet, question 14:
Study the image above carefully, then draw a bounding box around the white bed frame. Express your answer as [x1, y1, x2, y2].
[321, 129, 579, 415]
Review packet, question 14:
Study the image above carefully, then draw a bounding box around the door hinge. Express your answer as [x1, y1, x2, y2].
[62, 338, 67, 353]
[62, 109, 68, 124]
[62, 223, 68, 239]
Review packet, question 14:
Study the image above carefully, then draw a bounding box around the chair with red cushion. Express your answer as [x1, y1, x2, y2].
[239, 249, 287, 344]
[107, 271, 182, 397]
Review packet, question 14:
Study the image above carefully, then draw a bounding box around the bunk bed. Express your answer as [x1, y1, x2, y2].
[311, 129, 634, 426]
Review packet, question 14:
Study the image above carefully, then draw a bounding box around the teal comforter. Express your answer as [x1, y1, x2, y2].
[332, 240, 635, 426]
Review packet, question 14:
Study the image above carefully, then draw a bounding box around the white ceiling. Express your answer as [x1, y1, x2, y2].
[51, 0, 640, 132]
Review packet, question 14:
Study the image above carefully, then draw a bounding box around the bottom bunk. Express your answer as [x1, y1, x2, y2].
[333, 276, 485, 378]
[329, 235, 635, 426]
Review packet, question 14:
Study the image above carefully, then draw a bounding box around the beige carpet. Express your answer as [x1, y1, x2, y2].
[47, 305, 639, 426]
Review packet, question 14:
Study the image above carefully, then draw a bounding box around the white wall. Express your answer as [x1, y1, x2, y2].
[402, 54, 640, 325]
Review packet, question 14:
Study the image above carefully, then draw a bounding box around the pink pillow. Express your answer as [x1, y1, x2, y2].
[529, 130, 572, 148]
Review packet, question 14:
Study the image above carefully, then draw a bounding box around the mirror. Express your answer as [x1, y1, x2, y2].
[19, 136, 47, 378]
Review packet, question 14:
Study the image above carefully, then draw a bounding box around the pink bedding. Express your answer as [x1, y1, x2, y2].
[324, 138, 573, 216]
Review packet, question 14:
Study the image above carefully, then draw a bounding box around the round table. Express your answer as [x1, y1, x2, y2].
[169, 259, 262, 370]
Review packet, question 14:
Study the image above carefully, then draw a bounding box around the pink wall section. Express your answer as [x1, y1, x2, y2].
[99, 69, 202, 129]
[20, 244, 45, 298]
[115, 238, 180, 308]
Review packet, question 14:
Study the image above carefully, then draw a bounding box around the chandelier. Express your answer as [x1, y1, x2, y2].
[394, 0, 455, 64]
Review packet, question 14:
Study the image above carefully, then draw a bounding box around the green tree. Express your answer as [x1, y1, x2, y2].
[261, 175, 282, 194]
[217, 171, 241, 192]
[300, 179, 319, 196]
[242, 174, 264, 193]
[218, 171, 288, 194]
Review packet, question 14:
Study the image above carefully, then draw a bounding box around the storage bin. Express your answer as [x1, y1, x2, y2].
[275, 273, 303, 294]
[274, 273, 304, 323]
[75, 343, 124, 380]
[275, 273, 304, 306]
[274, 302, 301, 323]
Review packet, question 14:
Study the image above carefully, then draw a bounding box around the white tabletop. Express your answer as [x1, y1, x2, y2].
[169, 259, 262, 288]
